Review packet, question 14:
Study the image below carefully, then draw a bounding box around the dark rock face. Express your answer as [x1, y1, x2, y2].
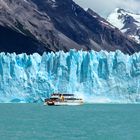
[0, 0, 139, 54]
[0, 25, 50, 54]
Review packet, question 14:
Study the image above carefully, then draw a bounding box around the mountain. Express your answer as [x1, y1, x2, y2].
[1, 50, 140, 103]
[0, 0, 139, 54]
[86, 8, 114, 27]
[107, 8, 140, 44]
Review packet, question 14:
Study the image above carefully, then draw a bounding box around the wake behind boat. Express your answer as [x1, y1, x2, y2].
[44, 93, 83, 106]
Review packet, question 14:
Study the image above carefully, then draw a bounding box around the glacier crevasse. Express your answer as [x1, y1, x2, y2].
[0, 50, 140, 103]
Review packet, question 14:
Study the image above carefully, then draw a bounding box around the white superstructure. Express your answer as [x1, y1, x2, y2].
[44, 93, 83, 106]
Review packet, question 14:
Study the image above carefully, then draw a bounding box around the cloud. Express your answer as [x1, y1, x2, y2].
[74, 0, 140, 17]
[118, 0, 140, 12]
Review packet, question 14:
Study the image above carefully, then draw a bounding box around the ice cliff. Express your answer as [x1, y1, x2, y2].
[1, 50, 140, 103]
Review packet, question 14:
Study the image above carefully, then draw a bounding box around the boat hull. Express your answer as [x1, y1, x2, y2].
[54, 102, 83, 106]
[44, 101, 83, 106]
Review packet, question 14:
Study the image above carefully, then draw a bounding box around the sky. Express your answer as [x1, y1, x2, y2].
[74, 0, 140, 18]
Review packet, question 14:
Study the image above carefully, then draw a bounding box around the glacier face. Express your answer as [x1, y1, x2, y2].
[1, 50, 140, 103]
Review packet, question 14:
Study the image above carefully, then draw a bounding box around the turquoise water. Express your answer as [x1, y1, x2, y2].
[0, 104, 140, 140]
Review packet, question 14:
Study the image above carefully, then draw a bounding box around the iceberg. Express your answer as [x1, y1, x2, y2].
[1, 50, 140, 103]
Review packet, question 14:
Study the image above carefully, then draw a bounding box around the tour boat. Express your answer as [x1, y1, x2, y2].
[44, 93, 83, 106]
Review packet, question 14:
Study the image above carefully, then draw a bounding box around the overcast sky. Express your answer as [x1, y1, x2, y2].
[74, 0, 140, 18]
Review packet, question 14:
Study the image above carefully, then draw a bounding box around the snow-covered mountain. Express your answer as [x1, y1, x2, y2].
[107, 8, 140, 44]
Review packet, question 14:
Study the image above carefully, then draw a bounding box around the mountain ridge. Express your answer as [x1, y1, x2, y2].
[0, 0, 139, 54]
[107, 8, 140, 44]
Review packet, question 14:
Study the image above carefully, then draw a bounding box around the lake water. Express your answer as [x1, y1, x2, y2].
[0, 104, 140, 140]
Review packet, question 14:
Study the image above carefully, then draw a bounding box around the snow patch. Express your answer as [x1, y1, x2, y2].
[107, 8, 124, 29]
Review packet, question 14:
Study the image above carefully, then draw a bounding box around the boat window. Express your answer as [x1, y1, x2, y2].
[64, 98, 81, 100]
[50, 98, 58, 100]
[62, 94, 74, 96]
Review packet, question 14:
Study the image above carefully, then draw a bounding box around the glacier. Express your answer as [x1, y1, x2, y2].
[1, 50, 140, 103]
